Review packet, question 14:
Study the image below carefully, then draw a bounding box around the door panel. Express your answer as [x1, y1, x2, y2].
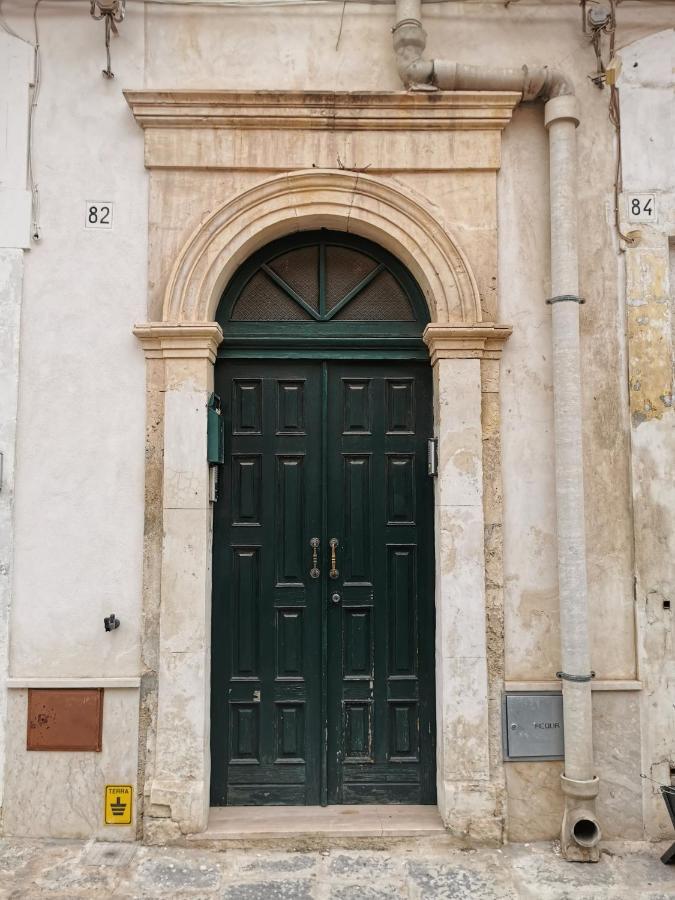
[211, 361, 322, 806]
[326, 362, 435, 805]
[211, 359, 435, 806]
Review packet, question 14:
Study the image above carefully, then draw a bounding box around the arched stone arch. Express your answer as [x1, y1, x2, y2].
[162, 170, 482, 326]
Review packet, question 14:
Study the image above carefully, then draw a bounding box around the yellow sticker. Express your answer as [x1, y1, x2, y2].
[105, 785, 133, 825]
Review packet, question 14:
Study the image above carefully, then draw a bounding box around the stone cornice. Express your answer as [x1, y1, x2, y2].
[124, 90, 520, 133]
[423, 323, 513, 364]
[133, 322, 223, 362]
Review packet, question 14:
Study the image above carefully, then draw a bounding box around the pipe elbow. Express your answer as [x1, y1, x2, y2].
[393, 19, 434, 89]
[525, 67, 575, 101]
[547, 69, 575, 98]
[398, 56, 434, 88]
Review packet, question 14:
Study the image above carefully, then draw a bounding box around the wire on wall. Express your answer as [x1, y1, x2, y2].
[0, 0, 42, 242]
[90, 0, 126, 78]
[28, 0, 42, 241]
[605, 0, 639, 248]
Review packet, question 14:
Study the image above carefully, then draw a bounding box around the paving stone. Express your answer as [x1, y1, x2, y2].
[407, 860, 518, 900]
[135, 855, 223, 894]
[611, 852, 675, 886]
[81, 840, 138, 867]
[220, 879, 315, 899]
[31, 858, 122, 895]
[238, 852, 319, 873]
[509, 846, 620, 890]
[0, 837, 673, 899]
[0, 841, 39, 875]
[329, 853, 398, 875]
[329, 882, 407, 899]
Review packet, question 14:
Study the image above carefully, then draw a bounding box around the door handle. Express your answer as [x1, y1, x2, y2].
[309, 537, 320, 579]
[329, 538, 339, 579]
[331, 592, 341, 605]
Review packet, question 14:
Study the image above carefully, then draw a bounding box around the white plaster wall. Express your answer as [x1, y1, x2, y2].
[6, 4, 147, 680]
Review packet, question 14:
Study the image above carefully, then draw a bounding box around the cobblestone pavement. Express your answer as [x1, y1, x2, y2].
[0, 838, 674, 899]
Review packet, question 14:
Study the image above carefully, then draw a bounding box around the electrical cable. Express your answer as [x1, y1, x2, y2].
[605, 0, 638, 248]
[28, 0, 41, 241]
[0, 0, 42, 241]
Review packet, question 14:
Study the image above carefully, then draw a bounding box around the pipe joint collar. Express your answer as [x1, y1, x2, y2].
[545, 94, 580, 129]
[392, 20, 427, 53]
[561, 774, 599, 800]
[392, 17, 423, 33]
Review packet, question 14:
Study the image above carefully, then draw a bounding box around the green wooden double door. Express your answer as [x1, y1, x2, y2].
[211, 359, 436, 806]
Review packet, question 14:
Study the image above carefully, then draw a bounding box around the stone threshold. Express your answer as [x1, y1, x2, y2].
[186, 805, 453, 851]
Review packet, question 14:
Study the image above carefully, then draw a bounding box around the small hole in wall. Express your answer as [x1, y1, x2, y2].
[664, 600, 671, 610]
[633, 62, 638, 68]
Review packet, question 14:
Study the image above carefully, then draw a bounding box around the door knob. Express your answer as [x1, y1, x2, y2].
[331, 592, 341, 605]
[329, 538, 339, 579]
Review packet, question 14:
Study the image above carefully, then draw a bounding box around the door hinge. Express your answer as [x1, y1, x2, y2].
[427, 438, 438, 477]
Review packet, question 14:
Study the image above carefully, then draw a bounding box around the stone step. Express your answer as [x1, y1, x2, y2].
[186, 805, 458, 851]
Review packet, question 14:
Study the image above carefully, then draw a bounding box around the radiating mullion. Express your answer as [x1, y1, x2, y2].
[323, 264, 385, 321]
[319, 242, 327, 319]
[261, 264, 322, 321]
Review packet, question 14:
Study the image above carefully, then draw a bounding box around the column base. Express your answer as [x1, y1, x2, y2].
[438, 780, 504, 844]
[146, 778, 209, 836]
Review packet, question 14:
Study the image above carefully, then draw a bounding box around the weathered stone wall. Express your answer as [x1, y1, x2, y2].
[618, 29, 675, 840]
[0, 0, 672, 841]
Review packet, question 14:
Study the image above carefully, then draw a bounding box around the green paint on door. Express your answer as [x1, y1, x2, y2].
[210, 231, 436, 807]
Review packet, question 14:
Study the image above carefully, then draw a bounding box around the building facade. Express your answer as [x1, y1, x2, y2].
[0, 0, 673, 857]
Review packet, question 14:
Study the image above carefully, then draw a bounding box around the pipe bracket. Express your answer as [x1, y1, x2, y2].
[561, 774, 600, 800]
[556, 670, 595, 682]
[546, 294, 585, 305]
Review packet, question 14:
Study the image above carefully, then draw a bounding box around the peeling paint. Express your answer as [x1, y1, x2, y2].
[626, 249, 673, 424]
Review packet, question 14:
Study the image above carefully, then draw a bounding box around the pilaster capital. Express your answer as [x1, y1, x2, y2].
[133, 322, 223, 362]
[423, 323, 512, 365]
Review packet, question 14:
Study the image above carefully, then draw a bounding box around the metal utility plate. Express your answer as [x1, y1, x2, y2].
[502, 692, 564, 761]
[27, 688, 104, 751]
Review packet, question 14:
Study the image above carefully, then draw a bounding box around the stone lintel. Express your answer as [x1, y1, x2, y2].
[124, 89, 521, 132]
[125, 90, 517, 172]
[424, 323, 513, 365]
[133, 322, 223, 362]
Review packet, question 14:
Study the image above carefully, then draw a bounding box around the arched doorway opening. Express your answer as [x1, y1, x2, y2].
[210, 230, 436, 806]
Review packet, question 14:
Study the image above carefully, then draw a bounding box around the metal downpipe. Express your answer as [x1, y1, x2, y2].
[393, 0, 600, 861]
[545, 97, 601, 861]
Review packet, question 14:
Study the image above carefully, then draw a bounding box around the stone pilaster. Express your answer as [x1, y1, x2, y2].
[423, 323, 510, 842]
[133, 322, 222, 839]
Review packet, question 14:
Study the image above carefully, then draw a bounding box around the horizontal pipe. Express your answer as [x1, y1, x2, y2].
[392, 16, 573, 98]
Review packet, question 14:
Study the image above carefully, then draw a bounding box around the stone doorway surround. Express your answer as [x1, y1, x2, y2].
[125, 90, 516, 843]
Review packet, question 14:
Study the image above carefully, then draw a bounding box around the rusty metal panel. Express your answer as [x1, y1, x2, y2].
[27, 689, 104, 751]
